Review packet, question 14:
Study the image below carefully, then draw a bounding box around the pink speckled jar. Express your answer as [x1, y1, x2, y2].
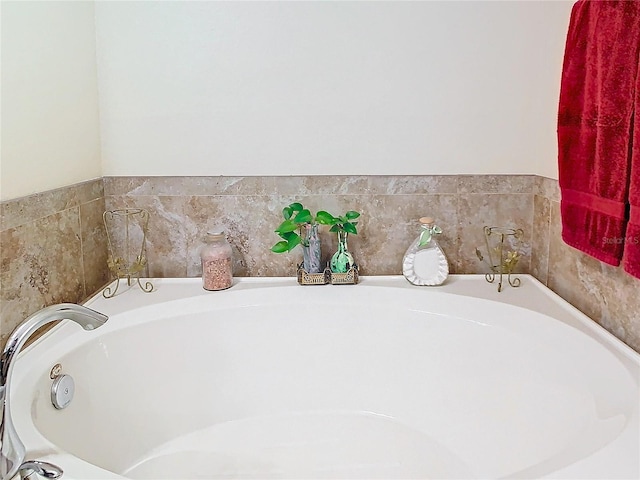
[200, 229, 233, 291]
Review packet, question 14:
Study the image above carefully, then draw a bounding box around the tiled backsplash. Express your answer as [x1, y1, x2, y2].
[0, 179, 108, 346]
[102, 175, 534, 278]
[533, 177, 640, 353]
[2, 175, 639, 353]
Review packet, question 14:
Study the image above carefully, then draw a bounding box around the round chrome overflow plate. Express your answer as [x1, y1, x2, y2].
[51, 374, 75, 409]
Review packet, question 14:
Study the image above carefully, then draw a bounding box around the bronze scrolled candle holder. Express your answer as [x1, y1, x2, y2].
[475, 226, 524, 292]
[102, 208, 154, 297]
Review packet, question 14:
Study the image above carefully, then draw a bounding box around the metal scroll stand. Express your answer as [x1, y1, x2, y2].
[475, 226, 524, 292]
[102, 208, 154, 298]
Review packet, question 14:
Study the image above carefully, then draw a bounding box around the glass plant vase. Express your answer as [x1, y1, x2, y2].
[330, 230, 355, 273]
[302, 223, 323, 273]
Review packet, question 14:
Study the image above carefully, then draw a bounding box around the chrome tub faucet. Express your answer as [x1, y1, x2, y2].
[0, 304, 108, 480]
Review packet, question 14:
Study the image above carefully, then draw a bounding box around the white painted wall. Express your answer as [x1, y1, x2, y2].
[0, 0, 571, 198]
[96, 1, 572, 179]
[1, 1, 102, 201]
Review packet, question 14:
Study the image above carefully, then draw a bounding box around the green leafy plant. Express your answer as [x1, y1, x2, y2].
[271, 204, 361, 253]
[316, 210, 360, 235]
[271, 202, 317, 253]
[316, 210, 360, 273]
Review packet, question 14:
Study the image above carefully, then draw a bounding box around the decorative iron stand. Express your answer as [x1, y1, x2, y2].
[476, 226, 524, 292]
[102, 208, 154, 297]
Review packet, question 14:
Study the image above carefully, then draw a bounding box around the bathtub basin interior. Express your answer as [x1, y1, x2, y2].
[11, 275, 640, 479]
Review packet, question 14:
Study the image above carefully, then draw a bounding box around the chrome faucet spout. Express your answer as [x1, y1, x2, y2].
[0, 303, 108, 480]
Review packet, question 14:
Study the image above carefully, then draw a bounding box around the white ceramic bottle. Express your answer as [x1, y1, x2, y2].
[402, 217, 449, 286]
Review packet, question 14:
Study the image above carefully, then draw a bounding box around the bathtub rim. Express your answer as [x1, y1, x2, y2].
[21, 274, 640, 367]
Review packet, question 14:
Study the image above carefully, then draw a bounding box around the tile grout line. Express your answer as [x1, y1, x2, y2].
[77, 204, 88, 300]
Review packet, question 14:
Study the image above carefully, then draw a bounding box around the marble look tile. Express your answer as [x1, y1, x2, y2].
[0, 270, 4, 345]
[535, 176, 560, 202]
[107, 185, 537, 279]
[457, 194, 533, 275]
[0, 209, 85, 345]
[80, 198, 110, 296]
[103, 177, 149, 196]
[262, 193, 457, 276]
[103, 176, 280, 197]
[104, 175, 461, 197]
[184, 195, 293, 277]
[291, 176, 459, 195]
[352, 194, 459, 275]
[179, 192, 460, 278]
[104, 196, 188, 277]
[1, 178, 103, 230]
[547, 201, 640, 351]
[457, 175, 535, 194]
[271, 177, 345, 196]
[530, 195, 551, 285]
[602, 273, 640, 352]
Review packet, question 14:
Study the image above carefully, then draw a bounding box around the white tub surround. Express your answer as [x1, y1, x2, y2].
[11, 276, 640, 479]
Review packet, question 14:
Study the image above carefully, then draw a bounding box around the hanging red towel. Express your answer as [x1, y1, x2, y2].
[558, 0, 640, 266]
[623, 49, 640, 278]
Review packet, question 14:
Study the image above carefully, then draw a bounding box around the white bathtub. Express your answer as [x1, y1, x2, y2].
[11, 275, 640, 479]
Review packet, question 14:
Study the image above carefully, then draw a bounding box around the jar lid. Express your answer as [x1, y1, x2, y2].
[207, 225, 225, 236]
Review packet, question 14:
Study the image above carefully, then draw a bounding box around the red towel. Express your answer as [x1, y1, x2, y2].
[558, 0, 640, 266]
[623, 50, 640, 278]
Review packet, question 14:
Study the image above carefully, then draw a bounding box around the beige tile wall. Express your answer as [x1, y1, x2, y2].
[2, 174, 639, 353]
[532, 176, 640, 352]
[103, 175, 534, 279]
[0, 179, 108, 346]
